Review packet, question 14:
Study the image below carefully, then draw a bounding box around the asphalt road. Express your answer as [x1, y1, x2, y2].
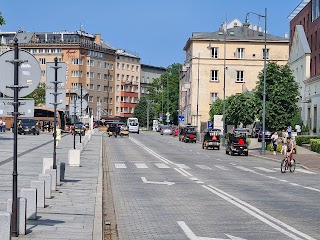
[104, 131, 320, 240]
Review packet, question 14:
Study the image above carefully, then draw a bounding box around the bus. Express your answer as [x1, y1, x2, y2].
[127, 117, 139, 134]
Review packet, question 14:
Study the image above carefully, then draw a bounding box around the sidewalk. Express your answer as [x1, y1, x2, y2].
[0, 130, 103, 239]
[249, 138, 320, 172]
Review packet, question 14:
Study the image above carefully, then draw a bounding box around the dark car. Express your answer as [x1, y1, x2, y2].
[202, 128, 221, 150]
[72, 123, 86, 136]
[225, 131, 248, 156]
[251, 121, 261, 138]
[257, 128, 272, 142]
[179, 125, 197, 143]
[17, 118, 40, 135]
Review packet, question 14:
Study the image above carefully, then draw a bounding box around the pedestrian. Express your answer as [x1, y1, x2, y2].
[295, 124, 301, 136]
[2, 120, 6, 132]
[0, 118, 3, 133]
[280, 129, 288, 155]
[271, 131, 279, 155]
[55, 125, 62, 147]
[287, 125, 292, 139]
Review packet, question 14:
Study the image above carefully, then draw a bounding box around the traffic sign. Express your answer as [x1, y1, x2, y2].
[76, 88, 88, 97]
[45, 88, 66, 109]
[207, 121, 213, 129]
[0, 50, 41, 97]
[178, 115, 185, 122]
[0, 98, 34, 117]
[46, 62, 67, 87]
[166, 115, 170, 122]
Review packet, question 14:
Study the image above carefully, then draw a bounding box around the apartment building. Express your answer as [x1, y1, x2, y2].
[140, 64, 166, 98]
[114, 49, 140, 119]
[180, 19, 289, 129]
[2, 30, 117, 120]
[289, 0, 320, 134]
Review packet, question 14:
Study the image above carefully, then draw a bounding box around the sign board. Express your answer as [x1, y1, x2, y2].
[0, 50, 41, 97]
[178, 115, 185, 122]
[0, 98, 34, 117]
[166, 115, 170, 123]
[213, 115, 223, 130]
[207, 121, 213, 129]
[76, 88, 88, 97]
[69, 99, 88, 116]
[45, 62, 67, 87]
[45, 88, 66, 109]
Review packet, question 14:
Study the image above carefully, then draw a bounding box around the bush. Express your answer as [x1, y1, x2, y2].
[295, 135, 319, 146]
[267, 143, 283, 152]
[310, 139, 320, 153]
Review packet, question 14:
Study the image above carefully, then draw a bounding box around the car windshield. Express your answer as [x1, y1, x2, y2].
[19, 119, 36, 125]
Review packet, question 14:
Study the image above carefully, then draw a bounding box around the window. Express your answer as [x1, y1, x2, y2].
[105, 62, 109, 69]
[97, 85, 101, 91]
[104, 86, 108, 92]
[211, 70, 219, 81]
[136, 66, 139, 72]
[104, 97, 108, 103]
[97, 73, 101, 79]
[110, 64, 113, 70]
[109, 75, 113, 81]
[89, 96, 93, 102]
[117, 63, 120, 69]
[237, 48, 244, 59]
[210, 93, 218, 103]
[236, 71, 244, 82]
[71, 71, 83, 77]
[211, 47, 219, 59]
[89, 84, 94, 90]
[97, 61, 101, 68]
[127, 64, 130, 70]
[39, 58, 46, 65]
[86, 72, 94, 78]
[104, 74, 108, 81]
[72, 58, 83, 65]
[122, 63, 125, 70]
[132, 65, 135, 71]
[263, 48, 270, 59]
[41, 70, 45, 77]
[87, 59, 94, 66]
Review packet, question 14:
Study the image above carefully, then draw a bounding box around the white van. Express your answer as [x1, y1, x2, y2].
[127, 117, 139, 134]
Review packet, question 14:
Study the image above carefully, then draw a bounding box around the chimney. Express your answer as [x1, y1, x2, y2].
[94, 34, 101, 44]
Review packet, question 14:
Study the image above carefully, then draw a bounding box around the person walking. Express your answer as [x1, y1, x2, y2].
[2, 120, 6, 132]
[271, 131, 279, 155]
[0, 118, 3, 133]
[55, 125, 62, 147]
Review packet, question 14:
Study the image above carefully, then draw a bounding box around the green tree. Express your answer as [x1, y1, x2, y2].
[0, 12, 5, 26]
[147, 63, 181, 125]
[133, 97, 157, 128]
[209, 98, 223, 121]
[225, 92, 256, 127]
[254, 62, 299, 131]
[25, 83, 46, 106]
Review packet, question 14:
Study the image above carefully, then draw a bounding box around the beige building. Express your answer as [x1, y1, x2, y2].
[180, 20, 289, 130]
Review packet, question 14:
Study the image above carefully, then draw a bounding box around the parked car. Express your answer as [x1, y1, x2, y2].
[160, 125, 173, 135]
[72, 123, 86, 136]
[157, 124, 164, 132]
[14, 118, 40, 135]
[251, 121, 261, 138]
[258, 128, 272, 142]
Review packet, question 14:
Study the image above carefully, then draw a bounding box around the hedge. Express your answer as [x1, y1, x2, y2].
[295, 135, 319, 146]
[310, 139, 320, 153]
[266, 142, 297, 154]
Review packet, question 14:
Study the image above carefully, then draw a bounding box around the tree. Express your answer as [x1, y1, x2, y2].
[254, 62, 299, 132]
[0, 12, 5, 26]
[225, 92, 256, 127]
[25, 83, 46, 106]
[146, 63, 181, 125]
[133, 97, 157, 128]
[209, 98, 223, 121]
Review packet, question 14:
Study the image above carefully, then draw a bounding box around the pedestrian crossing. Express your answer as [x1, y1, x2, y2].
[112, 162, 318, 175]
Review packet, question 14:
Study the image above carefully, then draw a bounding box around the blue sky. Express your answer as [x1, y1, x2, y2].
[0, 0, 302, 68]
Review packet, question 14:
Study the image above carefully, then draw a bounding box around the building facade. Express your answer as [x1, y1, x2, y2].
[289, 0, 320, 134]
[140, 64, 166, 98]
[180, 20, 289, 129]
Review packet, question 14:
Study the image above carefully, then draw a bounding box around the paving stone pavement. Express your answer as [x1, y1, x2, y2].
[0, 130, 102, 240]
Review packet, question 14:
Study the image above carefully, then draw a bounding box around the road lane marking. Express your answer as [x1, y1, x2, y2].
[141, 177, 174, 185]
[295, 169, 318, 174]
[155, 163, 170, 168]
[115, 163, 127, 168]
[174, 168, 188, 177]
[214, 165, 228, 171]
[302, 186, 320, 192]
[204, 185, 316, 240]
[135, 163, 148, 168]
[254, 167, 276, 173]
[176, 164, 190, 169]
[179, 168, 193, 176]
[196, 165, 213, 170]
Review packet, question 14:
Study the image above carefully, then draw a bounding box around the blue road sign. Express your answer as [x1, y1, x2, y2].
[207, 121, 213, 129]
[178, 115, 185, 122]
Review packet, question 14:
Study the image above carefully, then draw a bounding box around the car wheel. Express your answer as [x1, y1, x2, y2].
[226, 150, 229, 154]
[245, 152, 248, 156]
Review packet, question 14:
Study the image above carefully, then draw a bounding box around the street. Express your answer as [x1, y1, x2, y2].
[103, 131, 320, 240]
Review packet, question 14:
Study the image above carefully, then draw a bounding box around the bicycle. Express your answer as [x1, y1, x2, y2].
[280, 154, 296, 173]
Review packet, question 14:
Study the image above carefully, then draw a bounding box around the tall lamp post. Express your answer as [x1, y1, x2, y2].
[244, 8, 267, 154]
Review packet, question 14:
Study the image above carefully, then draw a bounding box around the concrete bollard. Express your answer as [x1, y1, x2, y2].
[42, 157, 53, 174]
[7, 198, 26, 235]
[20, 188, 37, 220]
[68, 149, 81, 167]
[60, 162, 65, 180]
[0, 212, 11, 240]
[45, 169, 57, 191]
[56, 164, 61, 185]
[39, 174, 52, 199]
[30, 181, 45, 208]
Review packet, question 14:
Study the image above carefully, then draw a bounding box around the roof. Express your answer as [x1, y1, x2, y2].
[191, 26, 288, 42]
[296, 25, 311, 54]
[288, 0, 311, 20]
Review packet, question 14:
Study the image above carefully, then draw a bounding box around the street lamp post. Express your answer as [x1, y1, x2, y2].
[245, 8, 267, 154]
[196, 53, 200, 130]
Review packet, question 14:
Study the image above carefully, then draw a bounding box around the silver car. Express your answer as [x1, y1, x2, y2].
[160, 125, 173, 135]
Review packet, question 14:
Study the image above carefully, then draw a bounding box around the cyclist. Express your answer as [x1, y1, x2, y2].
[286, 138, 295, 164]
